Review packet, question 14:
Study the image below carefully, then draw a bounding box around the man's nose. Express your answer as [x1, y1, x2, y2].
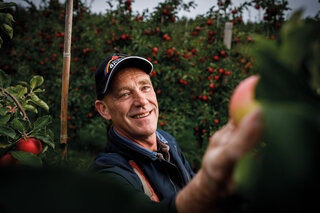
[133, 92, 148, 107]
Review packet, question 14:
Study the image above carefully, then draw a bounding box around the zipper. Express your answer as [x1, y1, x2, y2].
[167, 174, 177, 193]
[157, 154, 178, 193]
[174, 145, 191, 182]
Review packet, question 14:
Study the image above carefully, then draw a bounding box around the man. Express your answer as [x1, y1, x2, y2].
[92, 53, 194, 206]
[91, 53, 263, 212]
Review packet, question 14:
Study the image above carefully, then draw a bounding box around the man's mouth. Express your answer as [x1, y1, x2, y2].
[132, 111, 151, 119]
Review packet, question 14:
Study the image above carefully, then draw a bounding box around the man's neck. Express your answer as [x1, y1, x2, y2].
[114, 128, 158, 152]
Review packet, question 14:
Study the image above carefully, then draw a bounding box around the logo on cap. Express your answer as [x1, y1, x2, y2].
[104, 55, 125, 77]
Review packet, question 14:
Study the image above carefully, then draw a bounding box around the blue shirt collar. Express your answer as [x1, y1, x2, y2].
[113, 128, 163, 158]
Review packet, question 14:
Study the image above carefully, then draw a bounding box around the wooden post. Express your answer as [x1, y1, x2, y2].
[60, 0, 73, 160]
[223, 22, 233, 49]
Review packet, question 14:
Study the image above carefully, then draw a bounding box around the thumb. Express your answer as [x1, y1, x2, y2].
[228, 108, 264, 160]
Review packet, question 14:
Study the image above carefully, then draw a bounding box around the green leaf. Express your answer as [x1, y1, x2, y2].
[0, 13, 14, 26]
[0, 126, 16, 138]
[6, 85, 28, 98]
[233, 152, 257, 199]
[33, 115, 52, 131]
[30, 134, 55, 149]
[251, 37, 319, 106]
[2, 23, 13, 39]
[308, 33, 320, 95]
[22, 104, 38, 114]
[17, 81, 29, 87]
[0, 69, 11, 88]
[0, 114, 10, 125]
[0, 2, 17, 10]
[9, 118, 26, 133]
[11, 151, 42, 167]
[47, 129, 54, 140]
[30, 75, 44, 90]
[242, 102, 320, 206]
[5, 13, 14, 24]
[30, 93, 49, 111]
[0, 106, 10, 115]
[33, 88, 45, 93]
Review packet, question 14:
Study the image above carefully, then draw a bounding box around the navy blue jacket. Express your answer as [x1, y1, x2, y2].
[90, 128, 195, 211]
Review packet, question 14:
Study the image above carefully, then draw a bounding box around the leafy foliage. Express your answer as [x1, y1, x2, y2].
[233, 11, 320, 211]
[0, 70, 54, 165]
[0, 2, 16, 47]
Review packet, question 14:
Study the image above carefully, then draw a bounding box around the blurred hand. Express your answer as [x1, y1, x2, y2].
[176, 109, 263, 213]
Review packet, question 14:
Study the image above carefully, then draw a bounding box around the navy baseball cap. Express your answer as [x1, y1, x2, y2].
[95, 53, 153, 100]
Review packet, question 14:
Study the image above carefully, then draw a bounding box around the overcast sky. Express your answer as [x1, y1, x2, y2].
[6, 0, 320, 22]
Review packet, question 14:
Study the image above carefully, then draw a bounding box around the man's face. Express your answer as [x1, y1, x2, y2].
[102, 67, 159, 140]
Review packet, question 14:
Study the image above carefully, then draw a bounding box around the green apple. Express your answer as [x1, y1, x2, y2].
[229, 75, 261, 125]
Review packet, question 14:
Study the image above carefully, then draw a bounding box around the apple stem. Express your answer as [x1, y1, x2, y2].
[1, 88, 32, 129]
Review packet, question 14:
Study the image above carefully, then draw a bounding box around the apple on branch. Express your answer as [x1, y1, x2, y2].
[15, 137, 42, 156]
[0, 153, 18, 167]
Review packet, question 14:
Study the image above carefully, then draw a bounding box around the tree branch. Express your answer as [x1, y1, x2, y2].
[1, 88, 32, 129]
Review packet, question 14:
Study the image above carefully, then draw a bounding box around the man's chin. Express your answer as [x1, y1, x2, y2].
[131, 126, 157, 138]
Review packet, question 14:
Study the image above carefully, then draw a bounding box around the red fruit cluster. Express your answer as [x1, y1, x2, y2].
[162, 5, 176, 22]
[145, 29, 152, 35]
[263, 7, 280, 22]
[135, 16, 143, 21]
[208, 31, 217, 43]
[166, 47, 180, 60]
[152, 47, 158, 53]
[59, 9, 65, 19]
[125, 0, 131, 11]
[150, 70, 157, 77]
[55, 32, 64, 38]
[163, 34, 171, 41]
[208, 67, 215, 73]
[82, 47, 90, 53]
[220, 50, 227, 57]
[0, 137, 42, 167]
[191, 31, 198, 36]
[206, 19, 213, 25]
[179, 79, 188, 85]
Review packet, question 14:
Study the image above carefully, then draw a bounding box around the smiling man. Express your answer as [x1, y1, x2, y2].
[99, 67, 159, 150]
[92, 53, 195, 206]
[91, 53, 263, 212]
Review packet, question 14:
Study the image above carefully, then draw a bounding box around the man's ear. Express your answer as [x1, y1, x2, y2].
[95, 100, 112, 120]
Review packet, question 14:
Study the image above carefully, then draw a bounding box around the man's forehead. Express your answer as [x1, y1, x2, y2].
[117, 67, 150, 80]
[109, 67, 152, 91]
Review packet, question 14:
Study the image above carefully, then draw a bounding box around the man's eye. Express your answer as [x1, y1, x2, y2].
[142, 86, 150, 91]
[119, 93, 129, 98]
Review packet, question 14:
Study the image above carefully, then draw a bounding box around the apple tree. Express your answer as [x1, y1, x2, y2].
[0, 2, 54, 167]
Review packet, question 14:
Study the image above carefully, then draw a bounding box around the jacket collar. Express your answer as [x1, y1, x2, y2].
[108, 128, 168, 161]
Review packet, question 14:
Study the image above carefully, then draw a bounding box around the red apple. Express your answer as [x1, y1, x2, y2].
[0, 153, 18, 167]
[229, 75, 261, 125]
[15, 137, 42, 156]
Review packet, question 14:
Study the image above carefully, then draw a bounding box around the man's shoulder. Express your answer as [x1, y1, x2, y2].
[93, 152, 129, 167]
[90, 152, 144, 191]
